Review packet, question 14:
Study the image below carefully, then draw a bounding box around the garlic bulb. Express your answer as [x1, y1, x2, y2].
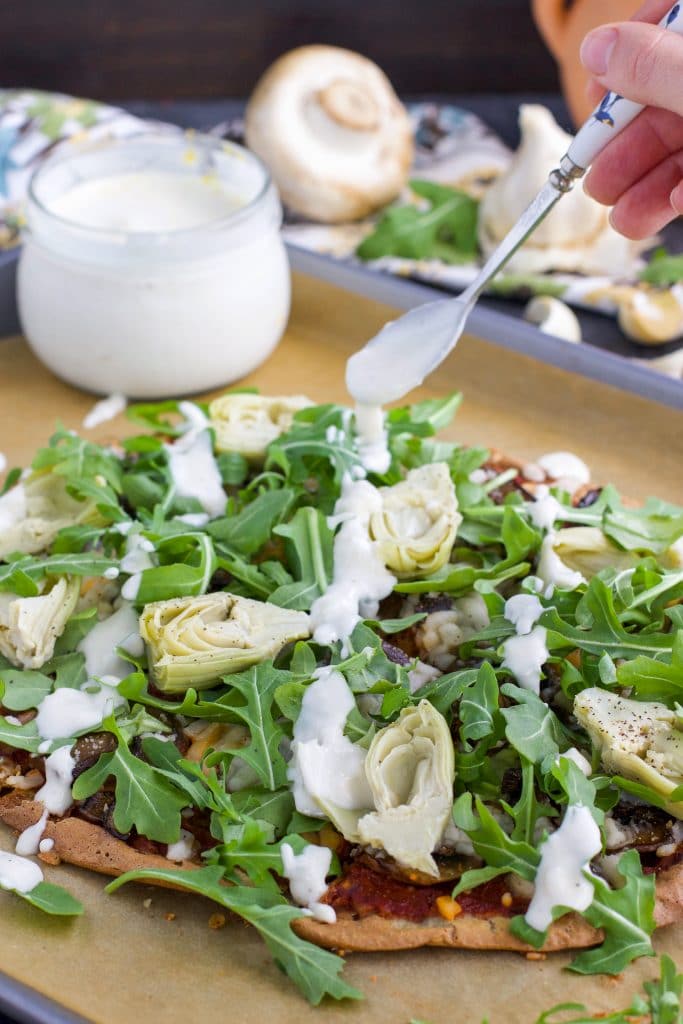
[524, 295, 582, 343]
[245, 46, 413, 223]
[478, 105, 645, 275]
[617, 287, 683, 345]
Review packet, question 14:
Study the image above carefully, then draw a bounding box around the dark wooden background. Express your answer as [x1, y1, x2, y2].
[4, 0, 560, 99]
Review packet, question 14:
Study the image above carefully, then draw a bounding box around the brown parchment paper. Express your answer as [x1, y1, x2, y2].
[0, 273, 681, 1024]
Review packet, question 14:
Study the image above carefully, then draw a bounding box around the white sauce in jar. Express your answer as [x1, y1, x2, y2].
[18, 135, 290, 398]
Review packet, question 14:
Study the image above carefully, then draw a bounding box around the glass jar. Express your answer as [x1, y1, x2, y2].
[18, 132, 291, 397]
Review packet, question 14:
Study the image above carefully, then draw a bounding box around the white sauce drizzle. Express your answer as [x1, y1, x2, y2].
[35, 684, 124, 741]
[537, 533, 586, 591]
[504, 594, 544, 636]
[501, 625, 549, 695]
[77, 603, 141, 681]
[35, 745, 77, 814]
[165, 402, 226, 520]
[281, 843, 336, 923]
[310, 476, 395, 648]
[15, 808, 48, 856]
[528, 494, 562, 532]
[537, 451, 590, 491]
[39, 838, 54, 854]
[525, 804, 601, 932]
[558, 747, 592, 777]
[82, 392, 127, 430]
[0, 851, 43, 894]
[0, 452, 6, 474]
[353, 403, 391, 475]
[288, 667, 372, 818]
[174, 512, 210, 528]
[0, 484, 27, 532]
[166, 828, 196, 862]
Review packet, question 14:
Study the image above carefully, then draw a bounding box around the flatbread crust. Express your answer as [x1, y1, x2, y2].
[1, 792, 681, 953]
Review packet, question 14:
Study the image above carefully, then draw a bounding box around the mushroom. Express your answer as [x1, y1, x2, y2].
[478, 105, 647, 275]
[245, 46, 413, 223]
[524, 295, 582, 343]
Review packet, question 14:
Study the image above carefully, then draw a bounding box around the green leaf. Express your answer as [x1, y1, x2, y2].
[0, 715, 41, 752]
[106, 866, 362, 1005]
[357, 180, 479, 264]
[640, 246, 683, 286]
[134, 533, 216, 604]
[0, 552, 119, 593]
[459, 662, 501, 744]
[208, 488, 295, 556]
[72, 718, 188, 843]
[215, 663, 291, 791]
[505, 758, 555, 843]
[0, 669, 53, 710]
[570, 850, 656, 976]
[501, 506, 541, 563]
[500, 684, 570, 766]
[18, 881, 84, 916]
[452, 794, 539, 885]
[269, 507, 334, 611]
[395, 557, 529, 595]
[644, 954, 682, 1024]
[366, 613, 427, 634]
[617, 631, 683, 705]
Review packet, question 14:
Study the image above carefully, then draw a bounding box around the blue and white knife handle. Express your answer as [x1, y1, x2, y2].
[558, 1, 683, 178]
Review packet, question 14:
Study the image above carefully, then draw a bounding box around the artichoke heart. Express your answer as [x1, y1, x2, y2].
[139, 592, 310, 693]
[208, 394, 312, 461]
[0, 576, 80, 669]
[370, 463, 460, 578]
[574, 687, 683, 819]
[357, 700, 455, 877]
[549, 527, 639, 580]
[0, 474, 103, 560]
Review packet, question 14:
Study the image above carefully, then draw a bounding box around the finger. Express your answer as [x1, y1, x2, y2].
[580, 20, 683, 116]
[610, 148, 683, 237]
[630, 0, 678, 23]
[584, 106, 683, 202]
[585, 77, 604, 106]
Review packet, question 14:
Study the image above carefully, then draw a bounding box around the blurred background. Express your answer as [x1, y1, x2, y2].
[5, 0, 559, 101]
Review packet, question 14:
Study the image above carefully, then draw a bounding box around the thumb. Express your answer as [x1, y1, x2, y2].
[580, 20, 683, 118]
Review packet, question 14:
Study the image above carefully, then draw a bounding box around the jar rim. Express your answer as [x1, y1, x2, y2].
[26, 130, 274, 243]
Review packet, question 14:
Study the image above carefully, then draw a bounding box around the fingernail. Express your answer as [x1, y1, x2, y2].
[580, 27, 618, 76]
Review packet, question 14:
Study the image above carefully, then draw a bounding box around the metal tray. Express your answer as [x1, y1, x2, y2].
[287, 244, 683, 411]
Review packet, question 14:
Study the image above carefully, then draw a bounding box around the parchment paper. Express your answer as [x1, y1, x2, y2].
[0, 273, 681, 1024]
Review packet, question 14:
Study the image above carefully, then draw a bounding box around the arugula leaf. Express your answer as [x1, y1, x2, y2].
[72, 717, 188, 843]
[451, 794, 539, 896]
[500, 684, 570, 766]
[17, 882, 84, 916]
[357, 180, 479, 264]
[0, 552, 118, 594]
[208, 488, 295, 556]
[106, 866, 361, 1005]
[269, 507, 334, 610]
[31, 427, 122, 511]
[211, 663, 292, 791]
[0, 715, 41, 752]
[640, 246, 683, 286]
[0, 668, 53, 711]
[459, 663, 502, 744]
[118, 673, 241, 723]
[134, 533, 216, 604]
[395, 557, 528, 595]
[504, 758, 556, 844]
[616, 630, 683, 705]
[570, 850, 656, 976]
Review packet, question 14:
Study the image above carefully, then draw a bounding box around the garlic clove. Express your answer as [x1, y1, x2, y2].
[617, 287, 683, 345]
[524, 295, 582, 343]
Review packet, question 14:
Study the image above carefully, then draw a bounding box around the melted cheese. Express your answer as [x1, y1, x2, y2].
[525, 804, 601, 931]
[280, 842, 336, 924]
[501, 625, 548, 695]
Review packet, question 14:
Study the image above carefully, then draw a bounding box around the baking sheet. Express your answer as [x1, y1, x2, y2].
[0, 272, 681, 1024]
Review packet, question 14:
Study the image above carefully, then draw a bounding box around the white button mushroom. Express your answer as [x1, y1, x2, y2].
[245, 45, 413, 223]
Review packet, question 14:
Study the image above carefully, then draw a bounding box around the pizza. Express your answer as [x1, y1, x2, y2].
[0, 390, 681, 1005]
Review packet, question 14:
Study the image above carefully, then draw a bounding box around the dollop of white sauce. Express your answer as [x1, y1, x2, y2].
[407, 660, 442, 694]
[35, 745, 77, 814]
[82, 392, 127, 430]
[35, 683, 124, 741]
[39, 838, 54, 854]
[354, 403, 391, 475]
[0, 851, 43, 894]
[166, 402, 227, 520]
[501, 625, 549, 695]
[0, 483, 27, 533]
[77, 603, 141, 681]
[310, 476, 396, 648]
[537, 451, 590, 491]
[537, 533, 586, 591]
[288, 667, 372, 818]
[119, 532, 156, 601]
[15, 808, 48, 856]
[528, 494, 562, 532]
[166, 828, 196, 862]
[174, 512, 210, 528]
[525, 804, 601, 932]
[280, 842, 336, 924]
[504, 594, 544, 636]
[558, 747, 592, 777]
[0, 453, 6, 474]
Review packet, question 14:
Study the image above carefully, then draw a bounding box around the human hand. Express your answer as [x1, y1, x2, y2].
[579, 0, 683, 238]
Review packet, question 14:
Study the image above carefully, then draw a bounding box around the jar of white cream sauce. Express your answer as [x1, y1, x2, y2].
[18, 133, 290, 397]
